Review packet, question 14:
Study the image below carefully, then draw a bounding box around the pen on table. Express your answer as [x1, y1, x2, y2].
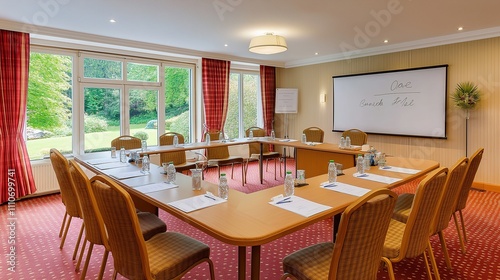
[276, 200, 292, 204]
[323, 183, 336, 188]
[204, 194, 216, 200]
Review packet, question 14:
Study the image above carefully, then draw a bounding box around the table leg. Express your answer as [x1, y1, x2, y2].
[259, 142, 264, 184]
[238, 246, 246, 280]
[251, 245, 261, 280]
[283, 147, 287, 173]
[333, 214, 341, 242]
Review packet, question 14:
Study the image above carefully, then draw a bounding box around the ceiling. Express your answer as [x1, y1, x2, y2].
[1, 0, 500, 68]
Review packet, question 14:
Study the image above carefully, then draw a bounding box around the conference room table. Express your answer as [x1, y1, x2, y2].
[75, 152, 438, 280]
[138, 137, 363, 183]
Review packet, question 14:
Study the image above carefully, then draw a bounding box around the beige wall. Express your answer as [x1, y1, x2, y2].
[276, 37, 500, 191]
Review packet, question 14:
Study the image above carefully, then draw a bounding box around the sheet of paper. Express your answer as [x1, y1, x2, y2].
[87, 158, 119, 165]
[95, 162, 130, 170]
[134, 182, 178, 194]
[279, 139, 298, 142]
[306, 142, 323, 146]
[320, 181, 370, 197]
[269, 195, 331, 217]
[107, 170, 147, 180]
[353, 173, 401, 184]
[168, 194, 227, 213]
[380, 166, 420, 174]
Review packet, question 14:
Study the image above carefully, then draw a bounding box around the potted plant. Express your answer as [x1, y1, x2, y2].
[452, 81, 481, 119]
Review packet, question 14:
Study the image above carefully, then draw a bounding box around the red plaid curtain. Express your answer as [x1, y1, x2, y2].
[0, 30, 36, 204]
[202, 58, 231, 138]
[260, 65, 276, 136]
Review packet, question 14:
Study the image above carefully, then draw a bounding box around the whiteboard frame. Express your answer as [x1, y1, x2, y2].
[332, 65, 448, 139]
[275, 88, 298, 113]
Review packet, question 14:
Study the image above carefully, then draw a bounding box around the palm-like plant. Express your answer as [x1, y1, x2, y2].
[452, 82, 480, 110]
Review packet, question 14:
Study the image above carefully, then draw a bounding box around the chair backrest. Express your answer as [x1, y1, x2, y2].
[49, 148, 81, 218]
[205, 131, 230, 159]
[455, 148, 484, 212]
[303, 127, 324, 143]
[246, 127, 270, 155]
[68, 160, 109, 248]
[159, 132, 187, 165]
[341, 129, 368, 146]
[431, 157, 469, 235]
[111, 135, 142, 150]
[330, 188, 397, 279]
[399, 167, 448, 259]
[90, 175, 151, 279]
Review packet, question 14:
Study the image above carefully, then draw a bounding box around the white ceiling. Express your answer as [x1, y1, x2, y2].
[1, 0, 500, 67]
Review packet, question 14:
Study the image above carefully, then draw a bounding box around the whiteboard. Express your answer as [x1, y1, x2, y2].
[275, 88, 298, 113]
[333, 65, 447, 138]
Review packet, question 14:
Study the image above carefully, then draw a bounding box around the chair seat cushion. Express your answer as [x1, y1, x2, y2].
[208, 156, 243, 166]
[282, 242, 333, 280]
[147, 232, 210, 279]
[137, 211, 167, 241]
[383, 219, 406, 259]
[392, 193, 415, 223]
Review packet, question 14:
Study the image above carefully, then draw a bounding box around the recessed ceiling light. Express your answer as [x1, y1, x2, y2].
[458, 26, 463, 31]
[315, 52, 319, 55]
[109, 19, 116, 23]
[383, 39, 389, 43]
[224, 44, 228, 47]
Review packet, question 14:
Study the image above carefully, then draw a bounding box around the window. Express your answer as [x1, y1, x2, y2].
[164, 66, 193, 142]
[224, 71, 263, 138]
[26, 50, 74, 160]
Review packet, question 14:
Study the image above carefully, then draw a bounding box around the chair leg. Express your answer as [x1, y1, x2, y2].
[80, 243, 94, 280]
[241, 162, 245, 186]
[76, 238, 88, 271]
[427, 240, 441, 280]
[98, 249, 110, 280]
[381, 257, 395, 280]
[73, 223, 85, 260]
[60, 216, 73, 249]
[59, 212, 68, 238]
[274, 158, 277, 180]
[423, 249, 433, 280]
[112, 270, 118, 280]
[453, 212, 467, 254]
[459, 210, 467, 242]
[231, 163, 235, 179]
[438, 231, 452, 269]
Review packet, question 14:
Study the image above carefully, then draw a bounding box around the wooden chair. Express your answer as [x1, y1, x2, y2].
[110, 135, 142, 150]
[302, 126, 324, 143]
[392, 157, 469, 269]
[89, 175, 215, 280]
[281, 188, 397, 280]
[382, 167, 449, 280]
[245, 126, 281, 180]
[159, 132, 196, 173]
[68, 160, 167, 279]
[341, 129, 368, 146]
[205, 130, 245, 185]
[453, 147, 484, 253]
[49, 148, 84, 261]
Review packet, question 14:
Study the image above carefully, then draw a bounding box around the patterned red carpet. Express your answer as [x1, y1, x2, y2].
[1, 160, 499, 279]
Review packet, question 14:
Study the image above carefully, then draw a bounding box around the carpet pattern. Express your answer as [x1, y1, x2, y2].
[1, 160, 499, 279]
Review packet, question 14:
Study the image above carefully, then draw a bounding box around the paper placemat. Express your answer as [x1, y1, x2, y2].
[279, 139, 298, 142]
[87, 158, 119, 165]
[134, 182, 178, 194]
[353, 173, 401, 184]
[320, 181, 370, 197]
[107, 170, 147, 180]
[95, 162, 129, 170]
[306, 142, 323, 146]
[380, 166, 420, 174]
[168, 194, 226, 213]
[269, 195, 331, 217]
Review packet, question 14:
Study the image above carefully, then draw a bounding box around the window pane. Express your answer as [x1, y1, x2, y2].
[164, 66, 191, 142]
[84, 87, 121, 152]
[83, 57, 122, 80]
[26, 52, 73, 160]
[130, 89, 158, 146]
[224, 73, 240, 138]
[242, 73, 260, 131]
[127, 62, 159, 82]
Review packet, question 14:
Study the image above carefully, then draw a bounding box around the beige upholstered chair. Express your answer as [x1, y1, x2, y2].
[159, 132, 196, 173]
[49, 148, 84, 261]
[453, 147, 484, 253]
[341, 129, 368, 146]
[382, 167, 448, 280]
[69, 160, 167, 279]
[110, 135, 142, 150]
[89, 175, 215, 280]
[302, 127, 324, 143]
[393, 157, 469, 269]
[281, 188, 397, 280]
[246, 127, 281, 180]
[205, 130, 245, 185]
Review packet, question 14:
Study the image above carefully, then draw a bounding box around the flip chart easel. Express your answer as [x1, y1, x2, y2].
[275, 88, 298, 139]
